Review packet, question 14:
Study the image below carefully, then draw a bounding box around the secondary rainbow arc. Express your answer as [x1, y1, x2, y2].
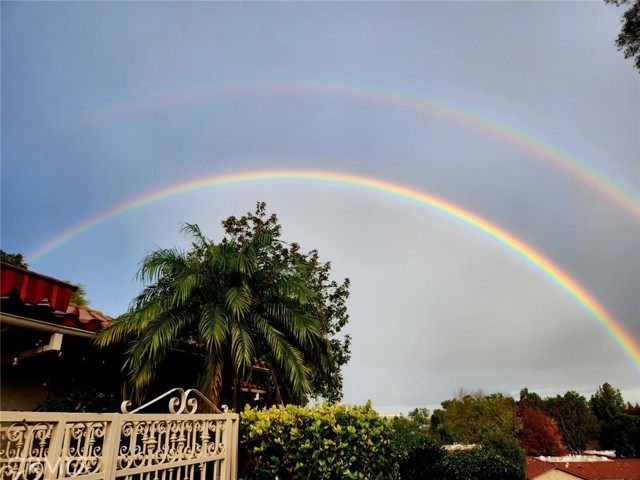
[27, 169, 640, 369]
[79, 80, 640, 218]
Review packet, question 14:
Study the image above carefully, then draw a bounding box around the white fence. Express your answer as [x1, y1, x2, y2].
[0, 389, 238, 480]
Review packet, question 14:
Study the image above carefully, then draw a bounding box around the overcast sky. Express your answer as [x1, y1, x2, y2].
[2, 1, 638, 412]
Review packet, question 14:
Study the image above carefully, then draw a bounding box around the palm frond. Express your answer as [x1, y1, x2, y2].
[199, 303, 230, 353]
[251, 312, 312, 398]
[230, 320, 254, 376]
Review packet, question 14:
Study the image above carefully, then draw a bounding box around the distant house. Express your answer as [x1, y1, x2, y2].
[0, 262, 120, 410]
[526, 456, 640, 480]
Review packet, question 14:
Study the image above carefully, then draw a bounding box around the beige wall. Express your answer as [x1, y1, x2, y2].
[0, 372, 51, 411]
[532, 468, 583, 480]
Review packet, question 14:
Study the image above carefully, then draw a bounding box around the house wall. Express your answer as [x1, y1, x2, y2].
[1, 329, 123, 411]
[0, 368, 51, 410]
[532, 469, 584, 480]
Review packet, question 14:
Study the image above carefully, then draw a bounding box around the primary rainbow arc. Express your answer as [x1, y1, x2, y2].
[27, 169, 640, 369]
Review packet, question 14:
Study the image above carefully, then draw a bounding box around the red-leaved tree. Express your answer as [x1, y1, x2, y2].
[518, 405, 568, 456]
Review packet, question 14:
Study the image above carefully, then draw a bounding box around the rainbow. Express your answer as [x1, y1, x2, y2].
[27, 169, 640, 368]
[77, 80, 640, 218]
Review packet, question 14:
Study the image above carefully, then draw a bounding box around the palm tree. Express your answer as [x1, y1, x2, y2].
[96, 222, 331, 409]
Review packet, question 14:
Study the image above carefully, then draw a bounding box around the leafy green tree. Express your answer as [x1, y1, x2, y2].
[435, 390, 525, 470]
[1, 250, 29, 269]
[220, 203, 351, 403]
[437, 449, 525, 480]
[605, 0, 640, 71]
[408, 407, 431, 427]
[97, 203, 350, 408]
[518, 387, 545, 410]
[391, 408, 431, 436]
[599, 414, 640, 457]
[429, 408, 453, 444]
[68, 282, 91, 307]
[590, 382, 625, 423]
[543, 391, 599, 452]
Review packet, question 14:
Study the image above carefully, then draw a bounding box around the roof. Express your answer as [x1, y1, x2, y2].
[1, 262, 76, 311]
[1, 262, 112, 332]
[527, 457, 558, 479]
[552, 459, 640, 480]
[59, 303, 112, 331]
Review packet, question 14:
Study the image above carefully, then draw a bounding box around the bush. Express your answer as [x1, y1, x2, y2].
[437, 449, 526, 480]
[391, 431, 445, 479]
[239, 402, 395, 480]
[37, 387, 119, 412]
[482, 430, 526, 471]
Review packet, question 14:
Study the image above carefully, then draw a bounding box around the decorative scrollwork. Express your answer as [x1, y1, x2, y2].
[2, 391, 238, 480]
[121, 388, 222, 414]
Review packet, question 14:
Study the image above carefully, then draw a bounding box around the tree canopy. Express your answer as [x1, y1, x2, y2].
[430, 389, 525, 470]
[68, 282, 91, 307]
[517, 405, 567, 456]
[606, 0, 640, 71]
[96, 203, 350, 408]
[1, 250, 29, 269]
[543, 391, 599, 453]
[590, 382, 625, 423]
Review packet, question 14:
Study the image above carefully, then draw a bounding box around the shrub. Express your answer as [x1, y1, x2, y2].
[240, 402, 395, 480]
[437, 449, 526, 480]
[391, 431, 445, 479]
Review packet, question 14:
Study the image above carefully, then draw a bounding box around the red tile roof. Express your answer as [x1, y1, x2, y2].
[59, 303, 112, 331]
[527, 457, 557, 479]
[1, 262, 76, 312]
[552, 459, 640, 480]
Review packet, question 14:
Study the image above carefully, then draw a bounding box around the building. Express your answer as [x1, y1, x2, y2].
[526, 456, 640, 480]
[1, 261, 120, 410]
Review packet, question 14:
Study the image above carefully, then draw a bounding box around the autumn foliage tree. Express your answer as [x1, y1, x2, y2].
[518, 405, 568, 456]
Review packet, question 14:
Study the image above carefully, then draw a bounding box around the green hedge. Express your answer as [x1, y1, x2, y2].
[437, 449, 526, 480]
[239, 402, 395, 479]
[391, 431, 445, 480]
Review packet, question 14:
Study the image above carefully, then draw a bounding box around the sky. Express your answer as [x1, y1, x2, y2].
[2, 1, 638, 413]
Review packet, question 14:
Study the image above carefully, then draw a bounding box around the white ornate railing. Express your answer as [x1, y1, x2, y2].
[0, 389, 238, 480]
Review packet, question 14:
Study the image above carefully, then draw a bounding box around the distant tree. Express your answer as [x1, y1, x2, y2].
[624, 404, 640, 415]
[391, 408, 431, 435]
[1, 250, 28, 269]
[429, 408, 453, 444]
[68, 282, 91, 307]
[408, 407, 431, 427]
[543, 391, 599, 452]
[437, 449, 525, 480]
[518, 405, 568, 456]
[599, 414, 640, 457]
[590, 383, 625, 423]
[605, 0, 640, 71]
[435, 390, 525, 470]
[519, 388, 545, 410]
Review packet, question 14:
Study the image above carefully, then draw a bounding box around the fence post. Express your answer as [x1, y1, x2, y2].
[101, 413, 122, 480]
[43, 420, 66, 480]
